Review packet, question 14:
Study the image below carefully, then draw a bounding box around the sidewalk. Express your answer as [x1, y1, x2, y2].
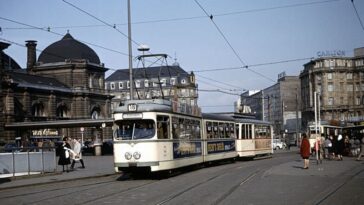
[1, 151, 363, 190]
[0, 155, 115, 190]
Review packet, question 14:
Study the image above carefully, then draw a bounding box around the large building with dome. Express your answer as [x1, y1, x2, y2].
[0, 33, 113, 143]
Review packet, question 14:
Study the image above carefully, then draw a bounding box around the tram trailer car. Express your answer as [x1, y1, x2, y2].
[235, 119, 273, 158]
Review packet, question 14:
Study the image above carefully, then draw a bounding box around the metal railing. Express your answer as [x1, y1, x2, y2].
[0, 146, 57, 177]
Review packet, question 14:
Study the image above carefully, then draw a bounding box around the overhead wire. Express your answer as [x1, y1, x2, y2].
[350, 0, 364, 32]
[3, 0, 341, 30]
[194, 0, 275, 83]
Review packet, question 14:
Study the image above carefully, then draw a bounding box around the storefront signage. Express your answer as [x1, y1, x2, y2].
[32, 129, 59, 136]
[317, 50, 345, 58]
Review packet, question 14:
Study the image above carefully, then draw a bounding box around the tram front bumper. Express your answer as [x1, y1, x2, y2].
[115, 161, 160, 167]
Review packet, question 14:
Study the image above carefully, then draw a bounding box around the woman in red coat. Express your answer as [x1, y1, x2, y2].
[300, 133, 311, 169]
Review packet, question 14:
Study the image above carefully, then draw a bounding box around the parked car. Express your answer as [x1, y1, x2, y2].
[272, 139, 284, 150]
[82, 140, 96, 155]
[3, 142, 20, 152]
[102, 140, 113, 155]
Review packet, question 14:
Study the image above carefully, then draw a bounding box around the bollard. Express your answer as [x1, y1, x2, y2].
[94, 145, 102, 156]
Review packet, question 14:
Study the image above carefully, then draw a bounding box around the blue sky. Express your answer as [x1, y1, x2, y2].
[1, 0, 363, 112]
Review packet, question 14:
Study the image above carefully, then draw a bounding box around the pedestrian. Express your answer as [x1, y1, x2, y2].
[300, 133, 311, 169]
[58, 137, 72, 172]
[336, 134, 345, 160]
[356, 138, 364, 161]
[70, 138, 85, 169]
[324, 137, 332, 159]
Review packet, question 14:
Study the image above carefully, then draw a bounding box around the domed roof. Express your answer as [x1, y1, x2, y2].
[38, 33, 100, 64]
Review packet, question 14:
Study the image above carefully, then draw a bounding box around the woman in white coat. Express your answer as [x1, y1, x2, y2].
[70, 138, 86, 169]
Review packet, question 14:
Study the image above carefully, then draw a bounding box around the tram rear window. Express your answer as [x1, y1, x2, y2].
[114, 120, 155, 140]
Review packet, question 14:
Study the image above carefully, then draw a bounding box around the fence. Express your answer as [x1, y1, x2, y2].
[0, 147, 57, 177]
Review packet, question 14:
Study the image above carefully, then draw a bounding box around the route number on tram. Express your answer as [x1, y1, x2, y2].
[128, 104, 137, 111]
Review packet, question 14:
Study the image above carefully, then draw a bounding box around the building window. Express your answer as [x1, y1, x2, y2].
[356, 97, 361, 105]
[346, 73, 353, 80]
[161, 79, 166, 87]
[110, 82, 115, 90]
[153, 81, 158, 87]
[56, 104, 68, 118]
[329, 60, 335, 69]
[135, 80, 141, 88]
[127, 81, 130, 88]
[32, 102, 44, 117]
[355, 83, 360, 91]
[144, 79, 149, 87]
[327, 83, 334, 92]
[91, 110, 100, 119]
[118, 82, 123, 89]
[104, 83, 108, 90]
[181, 79, 186, 84]
[347, 84, 353, 91]
[328, 97, 334, 106]
[170, 78, 176, 85]
[327, 73, 333, 80]
[316, 75, 321, 81]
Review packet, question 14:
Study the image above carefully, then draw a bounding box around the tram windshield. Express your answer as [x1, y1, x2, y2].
[114, 120, 155, 140]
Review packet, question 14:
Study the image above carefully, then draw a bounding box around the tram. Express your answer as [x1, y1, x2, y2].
[112, 99, 272, 173]
[308, 124, 342, 148]
[235, 119, 273, 158]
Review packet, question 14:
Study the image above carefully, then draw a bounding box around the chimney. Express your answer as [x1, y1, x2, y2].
[25, 40, 37, 70]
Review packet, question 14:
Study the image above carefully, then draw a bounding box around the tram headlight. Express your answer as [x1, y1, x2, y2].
[124, 152, 132, 160]
[133, 151, 141, 160]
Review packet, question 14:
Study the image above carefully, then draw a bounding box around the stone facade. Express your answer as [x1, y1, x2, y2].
[300, 48, 364, 128]
[1, 34, 113, 143]
[241, 75, 301, 138]
[106, 65, 200, 116]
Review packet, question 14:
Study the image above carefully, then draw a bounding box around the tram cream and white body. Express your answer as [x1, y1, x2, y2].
[113, 99, 204, 172]
[235, 119, 273, 158]
[113, 99, 273, 173]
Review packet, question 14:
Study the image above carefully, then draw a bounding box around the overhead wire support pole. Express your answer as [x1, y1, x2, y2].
[128, 0, 134, 100]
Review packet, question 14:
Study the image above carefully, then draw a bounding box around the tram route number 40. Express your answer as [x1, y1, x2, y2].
[128, 104, 137, 111]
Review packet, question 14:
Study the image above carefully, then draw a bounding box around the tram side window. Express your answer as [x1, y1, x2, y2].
[157, 115, 170, 139]
[172, 117, 179, 139]
[213, 122, 218, 138]
[206, 121, 213, 138]
[218, 123, 224, 138]
[236, 124, 240, 139]
[241, 124, 247, 139]
[194, 120, 201, 139]
[229, 123, 235, 138]
[248, 124, 252, 139]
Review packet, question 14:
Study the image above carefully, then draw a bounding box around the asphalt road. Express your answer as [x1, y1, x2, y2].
[0, 151, 363, 205]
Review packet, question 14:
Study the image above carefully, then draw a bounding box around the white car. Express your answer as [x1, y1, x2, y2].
[273, 139, 284, 150]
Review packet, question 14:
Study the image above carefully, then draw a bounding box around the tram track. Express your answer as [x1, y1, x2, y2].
[311, 166, 364, 205]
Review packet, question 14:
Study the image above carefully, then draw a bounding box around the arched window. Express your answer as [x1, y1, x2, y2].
[56, 103, 68, 118]
[91, 106, 101, 119]
[32, 101, 44, 117]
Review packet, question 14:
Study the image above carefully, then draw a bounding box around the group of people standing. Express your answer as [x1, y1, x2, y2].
[58, 136, 86, 172]
[300, 133, 364, 169]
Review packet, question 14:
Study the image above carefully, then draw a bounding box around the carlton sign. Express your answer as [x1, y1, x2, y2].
[317, 50, 345, 58]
